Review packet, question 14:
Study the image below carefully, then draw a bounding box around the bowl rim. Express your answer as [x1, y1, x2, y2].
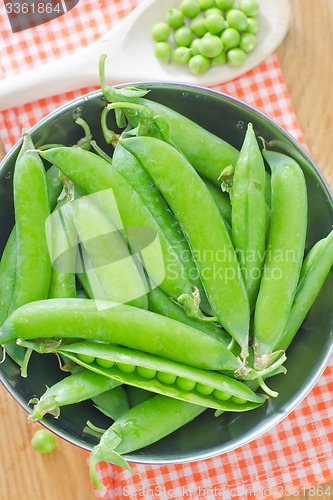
[0, 82, 333, 464]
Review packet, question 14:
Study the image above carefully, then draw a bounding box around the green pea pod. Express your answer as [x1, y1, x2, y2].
[90, 394, 206, 489]
[215, 363, 288, 416]
[3, 133, 52, 367]
[112, 141, 210, 313]
[77, 264, 94, 299]
[0, 165, 62, 326]
[120, 136, 250, 361]
[99, 54, 239, 185]
[265, 170, 272, 207]
[63, 342, 265, 403]
[11, 144, 51, 312]
[39, 147, 197, 302]
[231, 123, 266, 311]
[28, 369, 121, 421]
[203, 180, 232, 226]
[46, 165, 64, 209]
[1, 298, 243, 372]
[71, 193, 148, 309]
[276, 229, 333, 351]
[253, 151, 307, 369]
[47, 200, 77, 300]
[125, 386, 153, 407]
[0, 166, 63, 366]
[92, 386, 130, 421]
[148, 287, 231, 345]
[76, 287, 89, 299]
[55, 341, 266, 409]
[298, 238, 326, 283]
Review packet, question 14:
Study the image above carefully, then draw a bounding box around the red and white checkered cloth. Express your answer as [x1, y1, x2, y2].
[1, 1, 332, 499]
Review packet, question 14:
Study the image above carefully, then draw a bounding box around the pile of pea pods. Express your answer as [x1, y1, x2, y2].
[0, 55, 332, 489]
[152, 0, 260, 74]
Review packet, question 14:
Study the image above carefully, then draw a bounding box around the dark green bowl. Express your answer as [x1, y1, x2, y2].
[0, 84, 332, 463]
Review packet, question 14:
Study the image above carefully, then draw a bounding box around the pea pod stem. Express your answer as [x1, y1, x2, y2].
[75, 117, 92, 150]
[20, 347, 33, 378]
[18, 337, 266, 409]
[86, 421, 107, 435]
[120, 136, 250, 361]
[240, 352, 286, 381]
[0, 230, 17, 327]
[257, 377, 278, 398]
[253, 151, 308, 370]
[90, 140, 113, 163]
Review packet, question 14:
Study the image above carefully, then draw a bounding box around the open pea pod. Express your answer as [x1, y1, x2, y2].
[89, 394, 206, 489]
[148, 286, 231, 345]
[52, 341, 267, 411]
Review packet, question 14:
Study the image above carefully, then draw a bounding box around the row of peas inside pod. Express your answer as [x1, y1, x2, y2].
[152, 0, 259, 75]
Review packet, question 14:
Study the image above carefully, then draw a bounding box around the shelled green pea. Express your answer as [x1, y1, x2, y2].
[151, 0, 260, 75]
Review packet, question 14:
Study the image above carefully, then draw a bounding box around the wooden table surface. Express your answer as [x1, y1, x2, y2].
[0, 1, 332, 499]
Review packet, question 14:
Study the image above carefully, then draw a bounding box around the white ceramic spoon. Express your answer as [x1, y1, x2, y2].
[0, 0, 290, 111]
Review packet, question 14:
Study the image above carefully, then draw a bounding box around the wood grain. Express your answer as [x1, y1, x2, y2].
[0, 1, 332, 499]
